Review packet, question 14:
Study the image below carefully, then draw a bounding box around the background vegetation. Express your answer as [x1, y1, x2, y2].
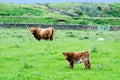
[0, 2, 120, 26]
[0, 28, 120, 80]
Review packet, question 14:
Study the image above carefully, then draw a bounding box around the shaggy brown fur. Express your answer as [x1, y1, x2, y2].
[62, 50, 91, 69]
[29, 27, 54, 41]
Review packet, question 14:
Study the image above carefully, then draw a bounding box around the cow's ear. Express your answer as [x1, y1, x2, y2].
[62, 52, 65, 55]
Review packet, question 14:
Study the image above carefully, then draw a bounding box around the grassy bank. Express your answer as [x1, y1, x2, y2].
[0, 2, 120, 26]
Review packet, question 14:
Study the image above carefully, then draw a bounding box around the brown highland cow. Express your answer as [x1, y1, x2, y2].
[29, 27, 54, 41]
[62, 50, 91, 69]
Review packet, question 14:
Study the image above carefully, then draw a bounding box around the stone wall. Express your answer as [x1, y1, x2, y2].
[0, 23, 120, 31]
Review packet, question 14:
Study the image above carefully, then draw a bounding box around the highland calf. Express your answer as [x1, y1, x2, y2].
[62, 50, 91, 69]
[29, 27, 54, 41]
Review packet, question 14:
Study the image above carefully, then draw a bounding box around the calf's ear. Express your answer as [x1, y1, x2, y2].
[62, 52, 65, 55]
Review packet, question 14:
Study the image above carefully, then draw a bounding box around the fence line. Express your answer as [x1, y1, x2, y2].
[0, 23, 120, 31]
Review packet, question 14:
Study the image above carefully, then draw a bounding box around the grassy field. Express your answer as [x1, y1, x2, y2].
[0, 28, 120, 80]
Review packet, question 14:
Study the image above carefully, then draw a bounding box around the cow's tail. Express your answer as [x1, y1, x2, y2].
[50, 27, 54, 41]
[51, 27, 54, 36]
[82, 50, 89, 57]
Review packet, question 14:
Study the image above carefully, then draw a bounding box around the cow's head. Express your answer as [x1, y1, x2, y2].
[29, 28, 36, 34]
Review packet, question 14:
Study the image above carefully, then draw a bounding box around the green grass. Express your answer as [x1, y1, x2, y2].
[1, 16, 120, 26]
[0, 2, 120, 26]
[0, 3, 45, 16]
[0, 28, 120, 80]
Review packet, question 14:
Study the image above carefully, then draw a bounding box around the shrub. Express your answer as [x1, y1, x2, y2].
[91, 46, 98, 53]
